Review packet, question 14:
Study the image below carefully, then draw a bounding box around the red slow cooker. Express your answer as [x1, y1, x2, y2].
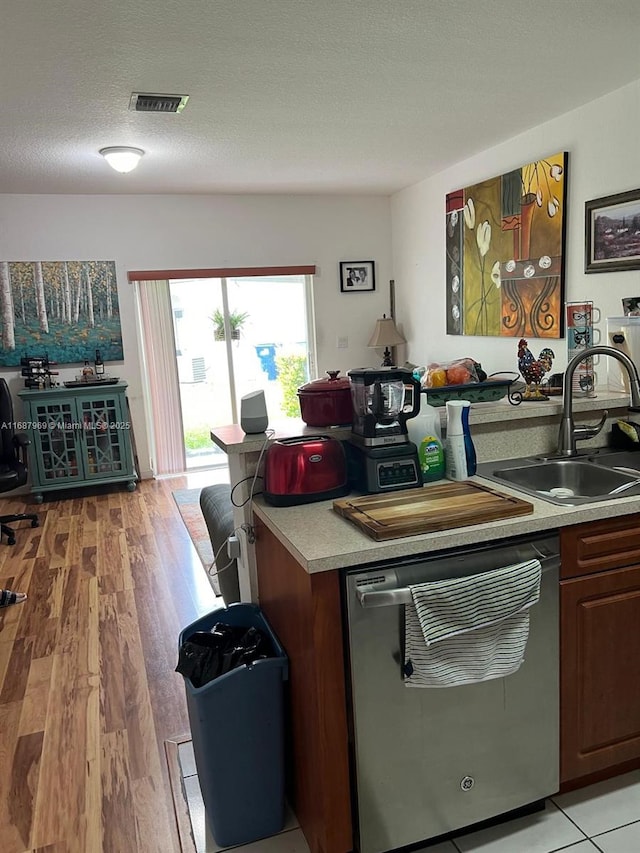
[297, 370, 353, 427]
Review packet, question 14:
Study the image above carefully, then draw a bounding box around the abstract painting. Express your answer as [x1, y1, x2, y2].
[446, 152, 568, 338]
[0, 260, 123, 366]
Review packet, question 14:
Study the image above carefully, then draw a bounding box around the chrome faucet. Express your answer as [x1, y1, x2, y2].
[557, 345, 640, 456]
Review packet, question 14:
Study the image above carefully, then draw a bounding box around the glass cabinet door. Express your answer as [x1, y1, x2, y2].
[79, 395, 128, 478]
[32, 398, 82, 483]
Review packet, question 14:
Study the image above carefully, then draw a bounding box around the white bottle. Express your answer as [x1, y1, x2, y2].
[407, 400, 445, 483]
[445, 400, 475, 481]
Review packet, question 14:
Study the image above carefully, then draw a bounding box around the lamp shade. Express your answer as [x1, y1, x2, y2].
[99, 146, 145, 173]
[367, 314, 406, 348]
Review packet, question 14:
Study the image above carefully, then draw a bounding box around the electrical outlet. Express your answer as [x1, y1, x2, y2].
[227, 535, 241, 559]
[337, 336, 348, 349]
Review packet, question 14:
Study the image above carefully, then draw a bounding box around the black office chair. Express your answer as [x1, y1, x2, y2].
[0, 379, 39, 544]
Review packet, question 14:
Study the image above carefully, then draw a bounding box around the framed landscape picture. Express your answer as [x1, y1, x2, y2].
[0, 260, 123, 366]
[585, 188, 640, 273]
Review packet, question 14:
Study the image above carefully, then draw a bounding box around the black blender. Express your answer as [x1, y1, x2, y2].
[347, 367, 421, 493]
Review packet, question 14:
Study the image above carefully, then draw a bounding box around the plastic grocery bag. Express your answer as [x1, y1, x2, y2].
[175, 623, 272, 688]
[423, 358, 487, 388]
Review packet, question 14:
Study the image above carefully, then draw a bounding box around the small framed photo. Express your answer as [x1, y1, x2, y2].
[585, 188, 640, 273]
[340, 261, 375, 293]
[622, 296, 640, 316]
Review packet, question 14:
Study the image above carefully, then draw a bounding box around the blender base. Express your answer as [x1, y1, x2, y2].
[347, 441, 421, 494]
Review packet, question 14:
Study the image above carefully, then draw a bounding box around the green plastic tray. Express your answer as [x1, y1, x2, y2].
[425, 375, 521, 407]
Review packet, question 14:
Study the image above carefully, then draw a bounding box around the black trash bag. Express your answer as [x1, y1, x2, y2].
[176, 623, 272, 688]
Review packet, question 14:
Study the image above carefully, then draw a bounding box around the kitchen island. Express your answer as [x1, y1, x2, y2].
[210, 391, 640, 853]
[252, 488, 640, 853]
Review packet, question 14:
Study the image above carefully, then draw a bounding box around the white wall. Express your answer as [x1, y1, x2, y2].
[391, 79, 640, 378]
[0, 193, 391, 476]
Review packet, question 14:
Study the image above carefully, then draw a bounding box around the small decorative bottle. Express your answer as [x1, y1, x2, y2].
[94, 349, 105, 377]
[82, 359, 94, 379]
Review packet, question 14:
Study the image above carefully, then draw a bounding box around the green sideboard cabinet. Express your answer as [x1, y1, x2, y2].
[18, 382, 137, 502]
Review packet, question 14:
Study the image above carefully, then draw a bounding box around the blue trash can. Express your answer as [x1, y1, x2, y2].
[178, 603, 288, 848]
[254, 344, 278, 380]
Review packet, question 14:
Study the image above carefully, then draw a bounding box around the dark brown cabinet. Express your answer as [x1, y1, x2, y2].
[255, 509, 640, 837]
[560, 514, 640, 787]
[254, 519, 352, 853]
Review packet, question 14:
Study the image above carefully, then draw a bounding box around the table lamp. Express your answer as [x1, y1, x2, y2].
[367, 314, 406, 366]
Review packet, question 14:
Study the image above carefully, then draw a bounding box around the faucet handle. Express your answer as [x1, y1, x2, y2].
[573, 410, 608, 443]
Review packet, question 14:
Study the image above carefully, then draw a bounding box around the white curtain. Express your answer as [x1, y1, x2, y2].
[137, 280, 186, 474]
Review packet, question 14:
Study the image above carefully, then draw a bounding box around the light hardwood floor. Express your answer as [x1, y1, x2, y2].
[0, 477, 218, 853]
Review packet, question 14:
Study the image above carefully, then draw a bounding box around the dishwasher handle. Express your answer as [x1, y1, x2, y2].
[356, 552, 560, 609]
[357, 587, 413, 608]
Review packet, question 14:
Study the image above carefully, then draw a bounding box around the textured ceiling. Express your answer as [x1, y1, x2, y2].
[2, 0, 639, 195]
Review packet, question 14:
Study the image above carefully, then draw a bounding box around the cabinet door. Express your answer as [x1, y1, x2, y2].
[29, 396, 83, 485]
[77, 392, 132, 480]
[561, 563, 640, 784]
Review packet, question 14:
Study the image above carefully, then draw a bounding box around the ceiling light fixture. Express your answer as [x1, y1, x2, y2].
[99, 146, 145, 173]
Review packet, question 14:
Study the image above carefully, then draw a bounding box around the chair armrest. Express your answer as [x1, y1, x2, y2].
[13, 432, 31, 448]
[13, 432, 31, 465]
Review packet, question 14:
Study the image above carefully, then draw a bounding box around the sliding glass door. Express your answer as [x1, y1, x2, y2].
[170, 274, 314, 468]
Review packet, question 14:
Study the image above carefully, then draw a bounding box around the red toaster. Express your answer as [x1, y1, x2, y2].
[263, 436, 350, 506]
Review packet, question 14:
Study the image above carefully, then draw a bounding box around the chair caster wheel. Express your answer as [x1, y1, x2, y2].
[31, 519, 39, 528]
[7, 537, 15, 545]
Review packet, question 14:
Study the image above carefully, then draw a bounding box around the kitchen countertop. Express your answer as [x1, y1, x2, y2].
[252, 479, 640, 574]
[211, 389, 640, 583]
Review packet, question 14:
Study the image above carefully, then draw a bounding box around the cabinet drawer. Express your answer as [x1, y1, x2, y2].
[561, 514, 640, 579]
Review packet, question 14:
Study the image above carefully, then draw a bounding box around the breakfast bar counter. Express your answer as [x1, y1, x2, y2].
[210, 389, 635, 595]
[230, 396, 640, 853]
[251, 478, 640, 853]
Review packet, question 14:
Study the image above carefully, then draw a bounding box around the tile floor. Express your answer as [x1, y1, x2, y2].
[178, 743, 640, 853]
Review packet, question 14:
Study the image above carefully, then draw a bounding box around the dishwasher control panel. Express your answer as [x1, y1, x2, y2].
[353, 570, 399, 592]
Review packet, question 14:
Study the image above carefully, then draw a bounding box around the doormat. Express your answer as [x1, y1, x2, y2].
[172, 489, 219, 596]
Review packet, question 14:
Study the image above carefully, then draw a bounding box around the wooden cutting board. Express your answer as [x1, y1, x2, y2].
[333, 480, 533, 540]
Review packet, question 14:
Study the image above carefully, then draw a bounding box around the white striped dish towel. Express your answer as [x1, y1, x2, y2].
[403, 558, 542, 688]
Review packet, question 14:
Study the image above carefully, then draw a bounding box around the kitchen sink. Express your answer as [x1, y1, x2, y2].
[477, 451, 640, 505]
[585, 449, 640, 472]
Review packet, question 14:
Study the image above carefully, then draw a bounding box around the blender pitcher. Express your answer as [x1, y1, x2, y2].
[348, 368, 420, 446]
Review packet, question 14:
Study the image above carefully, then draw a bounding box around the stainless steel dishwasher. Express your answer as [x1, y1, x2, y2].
[342, 533, 559, 853]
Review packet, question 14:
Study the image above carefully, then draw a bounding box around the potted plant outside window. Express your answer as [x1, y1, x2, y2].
[212, 308, 249, 341]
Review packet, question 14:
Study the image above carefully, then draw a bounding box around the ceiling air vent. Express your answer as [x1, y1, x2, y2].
[129, 93, 189, 113]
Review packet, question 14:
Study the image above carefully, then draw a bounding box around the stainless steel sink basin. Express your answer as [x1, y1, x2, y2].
[586, 449, 640, 472]
[477, 452, 640, 505]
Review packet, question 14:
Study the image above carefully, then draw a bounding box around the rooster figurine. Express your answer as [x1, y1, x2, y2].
[517, 339, 555, 400]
